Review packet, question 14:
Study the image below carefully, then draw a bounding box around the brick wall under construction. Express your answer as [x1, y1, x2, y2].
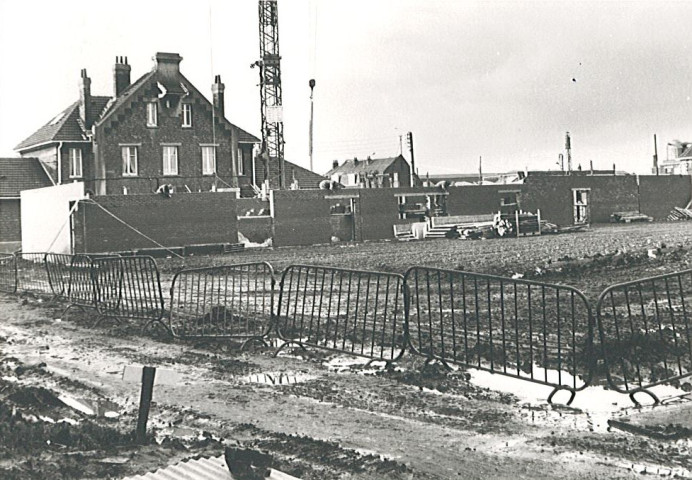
[521, 175, 640, 226]
[639, 175, 692, 220]
[72, 193, 238, 253]
[272, 190, 332, 247]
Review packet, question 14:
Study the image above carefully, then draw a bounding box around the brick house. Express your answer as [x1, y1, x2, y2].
[15, 53, 269, 196]
[325, 155, 415, 188]
[0, 158, 54, 250]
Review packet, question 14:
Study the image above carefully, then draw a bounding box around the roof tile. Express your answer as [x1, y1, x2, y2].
[0, 158, 53, 197]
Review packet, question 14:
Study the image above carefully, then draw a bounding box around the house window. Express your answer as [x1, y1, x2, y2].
[147, 102, 158, 127]
[122, 146, 138, 176]
[201, 146, 216, 175]
[69, 148, 82, 178]
[182, 104, 192, 127]
[392, 172, 400, 188]
[162, 146, 179, 175]
[236, 147, 244, 175]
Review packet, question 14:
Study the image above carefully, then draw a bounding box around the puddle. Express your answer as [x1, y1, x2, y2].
[57, 394, 121, 418]
[240, 372, 316, 385]
[468, 366, 690, 433]
[324, 356, 400, 375]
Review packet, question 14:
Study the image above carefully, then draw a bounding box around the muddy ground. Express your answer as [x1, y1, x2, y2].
[2, 223, 692, 479]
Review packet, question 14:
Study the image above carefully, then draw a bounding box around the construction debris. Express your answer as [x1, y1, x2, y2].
[610, 211, 653, 223]
[668, 207, 692, 221]
[394, 210, 551, 241]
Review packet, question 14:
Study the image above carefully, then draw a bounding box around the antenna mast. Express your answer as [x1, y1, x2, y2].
[255, 0, 285, 189]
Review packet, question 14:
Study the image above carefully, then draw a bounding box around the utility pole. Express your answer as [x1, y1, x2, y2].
[653, 133, 659, 176]
[565, 132, 572, 173]
[406, 131, 415, 187]
[309, 78, 315, 172]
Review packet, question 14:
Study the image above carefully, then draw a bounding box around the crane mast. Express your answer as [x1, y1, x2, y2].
[256, 0, 285, 189]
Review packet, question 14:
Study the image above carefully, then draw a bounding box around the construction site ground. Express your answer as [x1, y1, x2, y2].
[2, 221, 692, 479]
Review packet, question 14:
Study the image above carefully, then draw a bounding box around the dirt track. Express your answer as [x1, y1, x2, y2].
[1, 294, 690, 479]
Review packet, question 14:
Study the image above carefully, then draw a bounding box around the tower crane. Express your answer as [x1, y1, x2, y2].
[253, 0, 285, 190]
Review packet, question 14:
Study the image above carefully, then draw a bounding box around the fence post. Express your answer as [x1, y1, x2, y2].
[135, 366, 156, 443]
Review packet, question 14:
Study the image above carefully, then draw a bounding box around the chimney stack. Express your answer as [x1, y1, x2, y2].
[113, 56, 131, 97]
[79, 69, 92, 128]
[212, 74, 225, 116]
[153, 52, 182, 76]
[332, 160, 339, 169]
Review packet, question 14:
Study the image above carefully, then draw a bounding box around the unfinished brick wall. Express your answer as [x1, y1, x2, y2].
[521, 175, 639, 226]
[238, 217, 273, 244]
[357, 188, 433, 241]
[272, 190, 331, 247]
[639, 175, 692, 220]
[72, 192, 238, 253]
[446, 185, 525, 216]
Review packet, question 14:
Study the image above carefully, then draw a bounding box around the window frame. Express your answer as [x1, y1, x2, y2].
[68, 147, 83, 178]
[201, 145, 217, 176]
[121, 145, 139, 177]
[147, 101, 158, 127]
[162, 145, 179, 176]
[182, 103, 193, 127]
[236, 147, 245, 175]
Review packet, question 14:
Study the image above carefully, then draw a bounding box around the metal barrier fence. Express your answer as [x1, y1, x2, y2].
[8, 250, 692, 407]
[275, 265, 408, 362]
[0, 253, 17, 294]
[45, 253, 73, 300]
[405, 267, 594, 404]
[15, 252, 53, 296]
[169, 263, 275, 345]
[92, 256, 167, 332]
[596, 269, 692, 404]
[45, 253, 102, 317]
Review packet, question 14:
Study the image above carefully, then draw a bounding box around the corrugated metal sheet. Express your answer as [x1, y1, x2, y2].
[121, 454, 301, 480]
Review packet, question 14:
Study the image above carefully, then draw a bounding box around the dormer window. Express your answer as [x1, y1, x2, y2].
[147, 101, 158, 127]
[182, 104, 192, 127]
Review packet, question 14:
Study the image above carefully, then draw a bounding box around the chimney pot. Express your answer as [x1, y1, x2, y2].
[212, 74, 226, 117]
[79, 69, 92, 128]
[113, 55, 131, 97]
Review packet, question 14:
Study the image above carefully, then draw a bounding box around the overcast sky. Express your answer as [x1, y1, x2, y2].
[1, 0, 691, 175]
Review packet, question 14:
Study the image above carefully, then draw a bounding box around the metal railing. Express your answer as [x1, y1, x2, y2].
[169, 263, 275, 346]
[596, 269, 692, 404]
[92, 256, 167, 333]
[405, 267, 594, 404]
[45, 253, 72, 300]
[9, 250, 692, 407]
[0, 253, 17, 294]
[15, 252, 53, 296]
[275, 265, 408, 362]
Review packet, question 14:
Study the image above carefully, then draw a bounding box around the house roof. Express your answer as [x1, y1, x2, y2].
[15, 96, 110, 151]
[286, 159, 325, 188]
[325, 155, 405, 176]
[16, 57, 259, 153]
[0, 158, 54, 197]
[254, 157, 325, 189]
[680, 144, 692, 159]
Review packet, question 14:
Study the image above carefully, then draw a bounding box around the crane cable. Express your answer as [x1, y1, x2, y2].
[208, 3, 218, 182]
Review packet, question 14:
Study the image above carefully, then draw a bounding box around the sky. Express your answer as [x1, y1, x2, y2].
[1, 0, 691, 176]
